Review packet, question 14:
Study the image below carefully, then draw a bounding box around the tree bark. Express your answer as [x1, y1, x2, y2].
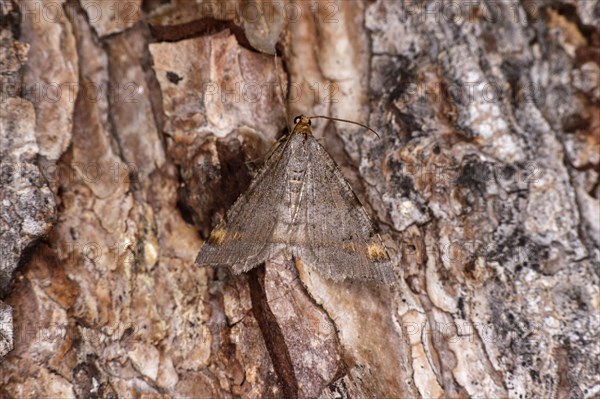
[1, 0, 598, 398]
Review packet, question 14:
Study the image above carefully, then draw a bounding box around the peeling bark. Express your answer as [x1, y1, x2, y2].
[1, 0, 598, 398]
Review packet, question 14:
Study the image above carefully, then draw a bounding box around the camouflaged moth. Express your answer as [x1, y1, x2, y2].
[196, 115, 392, 282]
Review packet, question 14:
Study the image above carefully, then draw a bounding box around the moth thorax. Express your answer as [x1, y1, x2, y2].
[287, 153, 307, 190]
[288, 170, 305, 194]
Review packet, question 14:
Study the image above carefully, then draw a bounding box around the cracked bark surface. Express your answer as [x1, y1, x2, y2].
[1, 0, 598, 398]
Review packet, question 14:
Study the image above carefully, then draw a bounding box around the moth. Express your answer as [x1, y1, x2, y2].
[195, 115, 392, 282]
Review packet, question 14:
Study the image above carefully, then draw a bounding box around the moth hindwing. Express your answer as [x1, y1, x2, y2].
[196, 115, 392, 282]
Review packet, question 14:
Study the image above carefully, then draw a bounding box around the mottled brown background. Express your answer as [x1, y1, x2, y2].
[0, 0, 598, 398]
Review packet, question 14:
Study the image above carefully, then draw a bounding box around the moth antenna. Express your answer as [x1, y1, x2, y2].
[273, 55, 292, 135]
[307, 115, 381, 138]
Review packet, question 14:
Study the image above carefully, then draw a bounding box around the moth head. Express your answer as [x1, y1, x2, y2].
[292, 115, 313, 136]
[293, 115, 311, 125]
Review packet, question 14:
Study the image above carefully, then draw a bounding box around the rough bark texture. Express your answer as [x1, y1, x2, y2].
[1, 0, 599, 398]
